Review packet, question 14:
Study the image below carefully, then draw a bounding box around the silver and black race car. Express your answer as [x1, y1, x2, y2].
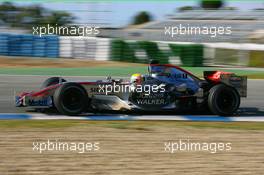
[16, 63, 247, 116]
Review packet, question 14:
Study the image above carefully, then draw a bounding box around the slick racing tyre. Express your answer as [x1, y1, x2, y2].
[53, 83, 89, 115]
[208, 84, 240, 116]
[41, 77, 66, 89]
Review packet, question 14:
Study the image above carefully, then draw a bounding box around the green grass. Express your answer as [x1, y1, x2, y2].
[0, 67, 264, 78]
[0, 120, 264, 130]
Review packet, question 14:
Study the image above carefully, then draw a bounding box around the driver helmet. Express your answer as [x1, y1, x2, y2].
[130, 73, 143, 84]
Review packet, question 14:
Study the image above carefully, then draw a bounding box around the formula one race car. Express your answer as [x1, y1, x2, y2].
[16, 63, 247, 116]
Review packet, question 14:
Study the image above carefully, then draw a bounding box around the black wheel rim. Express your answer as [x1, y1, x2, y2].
[216, 89, 237, 113]
[62, 87, 83, 112]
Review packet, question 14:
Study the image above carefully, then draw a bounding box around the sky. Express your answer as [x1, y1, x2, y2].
[14, 1, 264, 27]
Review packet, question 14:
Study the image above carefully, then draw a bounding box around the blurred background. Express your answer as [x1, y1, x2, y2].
[0, 0, 264, 67]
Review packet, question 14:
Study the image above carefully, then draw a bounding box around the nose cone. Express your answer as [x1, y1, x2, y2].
[15, 96, 23, 107]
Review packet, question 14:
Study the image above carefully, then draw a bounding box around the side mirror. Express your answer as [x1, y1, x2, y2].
[148, 66, 150, 75]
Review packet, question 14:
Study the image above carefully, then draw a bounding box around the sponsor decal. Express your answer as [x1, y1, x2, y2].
[158, 73, 188, 79]
[230, 76, 242, 82]
[28, 97, 52, 106]
[136, 98, 166, 105]
[131, 91, 171, 107]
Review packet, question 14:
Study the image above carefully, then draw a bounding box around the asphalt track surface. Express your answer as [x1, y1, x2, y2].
[0, 75, 263, 117]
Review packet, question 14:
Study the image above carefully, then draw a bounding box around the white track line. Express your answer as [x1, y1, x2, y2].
[1, 114, 264, 122]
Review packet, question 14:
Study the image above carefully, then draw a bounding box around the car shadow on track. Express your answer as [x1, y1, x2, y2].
[238, 107, 264, 116]
[26, 107, 264, 117]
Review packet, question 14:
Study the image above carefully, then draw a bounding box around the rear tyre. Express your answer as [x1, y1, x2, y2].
[208, 84, 240, 116]
[41, 77, 66, 89]
[53, 83, 89, 115]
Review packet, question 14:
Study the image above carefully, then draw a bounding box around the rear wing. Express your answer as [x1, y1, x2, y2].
[204, 71, 247, 97]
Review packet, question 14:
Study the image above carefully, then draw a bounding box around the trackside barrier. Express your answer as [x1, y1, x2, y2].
[0, 34, 9, 55]
[0, 34, 59, 58]
[33, 36, 46, 57]
[45, 35, 59, 58]
[0, 33, 263, 67]
[169, 44, 203, 66]
[110, 39, 203, 66]
[249, 50, 264, 67]
[59, 36, 72, 58]
[59, 36, 110, 61]
[95, 38, 111, 61]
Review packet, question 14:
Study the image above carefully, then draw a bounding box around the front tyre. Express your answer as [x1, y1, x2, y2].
[208, 84, 240, 116]
[53, 83, 89, 115]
